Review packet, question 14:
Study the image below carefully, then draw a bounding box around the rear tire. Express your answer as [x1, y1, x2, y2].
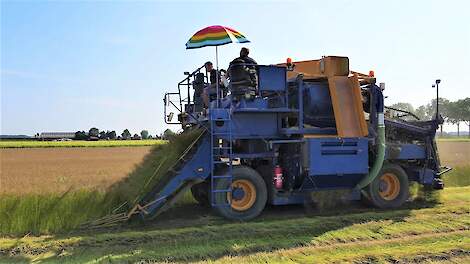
[191, 182, 210, 207]
[364, 163, 409, 209]
[213, 166, 267, 221]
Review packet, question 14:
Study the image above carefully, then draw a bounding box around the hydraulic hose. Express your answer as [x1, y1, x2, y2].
[355, 112, 386, 190]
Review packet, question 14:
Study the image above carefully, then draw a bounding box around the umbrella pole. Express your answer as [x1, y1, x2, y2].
[215, 46, 219, 108]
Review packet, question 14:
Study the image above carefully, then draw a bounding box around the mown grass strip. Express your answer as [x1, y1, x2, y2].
[0, 140, 166, 148]
[1, 188, 468, 263]
[216, 231, 470, 264]
[7, 209, 469, 263]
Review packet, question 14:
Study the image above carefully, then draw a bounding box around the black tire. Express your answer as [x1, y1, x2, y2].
[364, 163, 409, 209]
[213, 166, 267, 221]
[190, 182, 210, 207]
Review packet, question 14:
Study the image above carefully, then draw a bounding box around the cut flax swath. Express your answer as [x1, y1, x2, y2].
[1, 128, 205, 235]
[103, 128, 205, 209]
[77, 128, 206, 231]
[78, 213, 129, 230]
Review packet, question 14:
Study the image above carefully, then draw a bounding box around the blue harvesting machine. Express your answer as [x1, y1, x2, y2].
[130, 56, 450, 221]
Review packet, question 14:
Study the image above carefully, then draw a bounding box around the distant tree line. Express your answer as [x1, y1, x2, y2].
[389, 97, 470, 137]
[74, 128, 177, 140]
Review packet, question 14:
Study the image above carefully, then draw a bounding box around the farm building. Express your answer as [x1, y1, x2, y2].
[39, 132, 76, 140]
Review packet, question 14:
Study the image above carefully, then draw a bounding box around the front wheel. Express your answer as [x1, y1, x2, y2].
[213, 166, 267, 221]
[364, 163, 409, 209]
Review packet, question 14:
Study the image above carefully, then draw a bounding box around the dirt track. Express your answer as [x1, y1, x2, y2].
[0, 147, 152, 194]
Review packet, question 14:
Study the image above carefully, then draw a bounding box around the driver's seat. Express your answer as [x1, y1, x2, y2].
[228, 58, 257, 97]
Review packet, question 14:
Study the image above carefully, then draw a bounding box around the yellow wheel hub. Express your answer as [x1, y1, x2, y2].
[228, 179, 256, 211]
[379, 173, 400, 201]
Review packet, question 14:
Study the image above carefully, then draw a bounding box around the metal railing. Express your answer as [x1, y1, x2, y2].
[164, 64, 208, 124]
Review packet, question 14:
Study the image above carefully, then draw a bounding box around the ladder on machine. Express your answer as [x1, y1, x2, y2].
[210, 108, 234, 207]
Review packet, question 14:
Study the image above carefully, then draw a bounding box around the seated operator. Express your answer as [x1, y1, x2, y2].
[228, 47, 258, 99]
[228, 47, 258, 72]
[239, 47, 257, 67]
[202, 61, 226, 107]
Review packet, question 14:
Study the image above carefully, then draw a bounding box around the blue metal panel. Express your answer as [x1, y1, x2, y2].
[281, 127, 337, 135]
[308, 138, 368, 175]
[210, 108, 231, 120]
[419, 168, 436, 185]
[213, 112, 279, 138]
[258, 66, 286, 92]
[386, 144, 426, 160]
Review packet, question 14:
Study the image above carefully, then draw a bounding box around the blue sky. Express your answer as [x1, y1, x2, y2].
[1, 0, 469, 135]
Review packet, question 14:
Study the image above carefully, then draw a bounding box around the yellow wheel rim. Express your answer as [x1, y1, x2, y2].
[379, 173, 401, 201]
[228, 179, 256, 211]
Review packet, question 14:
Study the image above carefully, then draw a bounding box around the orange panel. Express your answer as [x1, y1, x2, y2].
[328, 76, 368, 137]
[349, 74, 368, 137]
[279, 56, 350, 79]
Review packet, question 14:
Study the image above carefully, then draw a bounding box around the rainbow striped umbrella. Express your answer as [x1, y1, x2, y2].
[185, 25, 250, 49]
[185, 26, 250, 107]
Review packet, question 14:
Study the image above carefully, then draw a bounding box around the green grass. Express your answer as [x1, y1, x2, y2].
[0, 191, 109, 235]
[1, 186, 469, 263]
[0, 129, 203, 236]
[224, 231, 470, 264]
[0, 139, 166, 148]
[442, 166, 470, 187]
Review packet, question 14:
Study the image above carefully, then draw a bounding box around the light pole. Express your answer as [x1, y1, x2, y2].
[432, 79, 442, 135]
[435, 79, 441, 119]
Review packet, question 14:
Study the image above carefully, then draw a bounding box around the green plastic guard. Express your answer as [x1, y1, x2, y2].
[355, 118, 386, 190]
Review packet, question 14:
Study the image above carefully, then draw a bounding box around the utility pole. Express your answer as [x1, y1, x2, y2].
[432, 79, 442, 135]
